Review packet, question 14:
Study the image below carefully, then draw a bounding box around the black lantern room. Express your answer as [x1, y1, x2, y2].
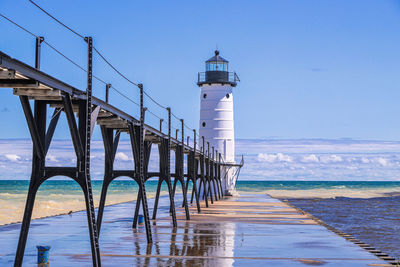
[197, 50, 239, 87]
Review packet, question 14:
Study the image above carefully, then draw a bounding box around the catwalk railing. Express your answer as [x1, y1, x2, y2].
[0, 39, 228, 267]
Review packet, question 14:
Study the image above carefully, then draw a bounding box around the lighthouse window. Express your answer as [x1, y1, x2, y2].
[202, 122, 206, 127]
[206, 62, 228, 71]
[203, 93, 207, 99]
[226, 94, 230, 98]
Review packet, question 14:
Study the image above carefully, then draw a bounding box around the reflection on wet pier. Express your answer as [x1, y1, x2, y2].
[0, 194, 391, 266]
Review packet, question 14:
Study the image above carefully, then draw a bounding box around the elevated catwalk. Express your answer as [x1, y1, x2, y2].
[0, 194, 391, 266]
[0, 46, 225, 266]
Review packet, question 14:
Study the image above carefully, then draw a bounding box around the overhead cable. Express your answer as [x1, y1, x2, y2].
[3, 7, 198, 139]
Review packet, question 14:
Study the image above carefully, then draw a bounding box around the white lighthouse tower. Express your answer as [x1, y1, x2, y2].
[198, 50, 241, 196]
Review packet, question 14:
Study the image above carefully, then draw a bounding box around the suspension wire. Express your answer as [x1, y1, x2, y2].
[109, 86, 140, 107]
[184, 123, 194, 132]
[29, 0, 175, 117]
[42, 41, 87, 72]
[170, 109, 197, 134]
[1, 11, 141, 110]
[171, 112, 181, 121]
[29, 0, 85, 39]
[143, 91, 167, 109]
[93, 47, 140, 87]
[0, 12, 88, 76]
[146, 108, 164, 122]
[3, 7, 200, 140]
[0, 13, 38, 37]
[42, 40, 117, 88]
[94, 47, 190, 127]
[28, 1, 139, 86]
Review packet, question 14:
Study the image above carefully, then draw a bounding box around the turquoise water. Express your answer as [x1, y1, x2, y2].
[1, 180, 400, 225]
[0, 180, 168, 225]
[236, 180, 400, 191]
[0, 180, 156, 195]
[2, 180, 400, 193]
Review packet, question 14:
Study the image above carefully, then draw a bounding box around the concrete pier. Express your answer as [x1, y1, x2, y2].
[0, 194, 391, 266]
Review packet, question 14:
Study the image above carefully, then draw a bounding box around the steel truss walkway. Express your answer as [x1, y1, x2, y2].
[0, 37, 227, 267]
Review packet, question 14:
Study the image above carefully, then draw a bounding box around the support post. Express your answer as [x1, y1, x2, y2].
[207, 142, 214, 203]
[180, 119, 190, 219]
[191, 129, 201, 212]
[152, 137, 177, 227]
[211, 146, 218, 200]
[214, 148, 221, 200]
[35, 36, 44, 69]
[136, 84, 152, 243]
[190, 130, 196, 204]
[45, 108, 61, 155]
[14, 100, 46, 267]
[215, 149, 220, 199]
[201, 136, 209, 207]
[105, 84, 111, 103]
[167, 108, 177, 226]
[14, 36, 103, 267]
[96, 127, 118, 234]
[219, 152, 224, 197]
[83, 36, 101, 267]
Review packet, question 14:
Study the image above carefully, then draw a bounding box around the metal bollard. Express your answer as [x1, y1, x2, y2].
[37, 245, 51, 266]
[138, 215, 144, 225]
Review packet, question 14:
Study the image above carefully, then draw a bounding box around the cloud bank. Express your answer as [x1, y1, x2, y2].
[1, 139, 400, 181]
[236, 139, 400, 181]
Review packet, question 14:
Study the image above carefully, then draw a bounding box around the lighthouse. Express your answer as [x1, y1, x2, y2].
[197, 50, 241, 196]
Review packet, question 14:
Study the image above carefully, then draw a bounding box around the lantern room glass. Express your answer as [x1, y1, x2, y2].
[206, 61, 228, 72]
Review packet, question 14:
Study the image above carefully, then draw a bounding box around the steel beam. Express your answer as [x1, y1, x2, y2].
[82, 36, 101, 267]
[45, 108, 61, 155]
[19, 96, 45, 160]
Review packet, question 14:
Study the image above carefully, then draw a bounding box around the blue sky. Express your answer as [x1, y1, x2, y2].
[1, 0, 400, 140]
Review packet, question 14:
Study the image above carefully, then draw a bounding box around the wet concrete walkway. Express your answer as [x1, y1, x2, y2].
[0, 194, 391, 266]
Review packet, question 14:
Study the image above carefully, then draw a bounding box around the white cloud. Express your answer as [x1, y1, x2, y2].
[115, 152, 130, 161]
[257, 153, 292, 163]
[257, 153, 276, 163]
[46, 154, 58, 162]
[346, 165, 358, 170]
[375, 157, 389, 167]
[301, 154, 319, 163]
[361, 157, 370, 164]
[276, 153, 293, 162]
[2, 139, 400, 181]
[5, 154, 20, 162]
[320, 154, 343, 163]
